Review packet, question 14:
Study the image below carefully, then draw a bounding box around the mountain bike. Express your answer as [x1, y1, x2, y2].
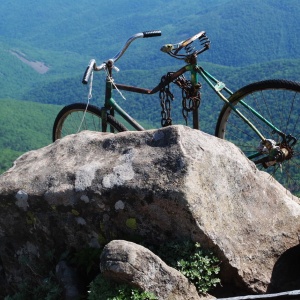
[53, 30, 300, 196]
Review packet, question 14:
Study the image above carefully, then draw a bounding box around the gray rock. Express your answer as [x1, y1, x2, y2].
[0, 125, 299, 296]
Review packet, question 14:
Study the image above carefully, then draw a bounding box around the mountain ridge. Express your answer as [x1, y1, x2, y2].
[2, 0, 300, 65]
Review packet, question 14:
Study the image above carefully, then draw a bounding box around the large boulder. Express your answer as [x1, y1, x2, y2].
[0, 125, 299, 297]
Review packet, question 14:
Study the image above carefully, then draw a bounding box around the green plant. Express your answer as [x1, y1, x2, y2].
[88, 274, 158, 300]
[156, 241, 221, 294]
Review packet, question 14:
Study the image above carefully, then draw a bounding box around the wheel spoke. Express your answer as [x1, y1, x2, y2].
[53, 103, 126, 141]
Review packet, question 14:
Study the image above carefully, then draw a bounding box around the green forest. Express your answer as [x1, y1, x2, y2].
[0, 99, 61, 173]
[1, 0, 300, 175]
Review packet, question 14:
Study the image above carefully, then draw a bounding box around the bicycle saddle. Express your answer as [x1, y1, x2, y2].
[161, 31, 210, 59]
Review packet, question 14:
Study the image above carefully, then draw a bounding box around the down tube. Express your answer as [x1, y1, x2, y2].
[109, 97, 145, 131]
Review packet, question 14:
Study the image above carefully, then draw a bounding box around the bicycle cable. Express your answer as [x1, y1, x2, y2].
[77, 65, 127, 134]
[105, 67, 127, 101]
[77, 71, 94, 133]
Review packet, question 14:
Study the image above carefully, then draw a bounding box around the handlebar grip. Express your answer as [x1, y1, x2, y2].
[143, 30, 162, 38]
[82, 59, 96, 84]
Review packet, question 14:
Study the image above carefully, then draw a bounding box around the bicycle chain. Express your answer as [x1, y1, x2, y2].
[175, 75, 201, 125]
[159, 73, 201, 126]
[159, 73, 174, 127]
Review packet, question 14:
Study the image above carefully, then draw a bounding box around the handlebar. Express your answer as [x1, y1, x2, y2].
[143, 30, 162, 38]
[82, 30, 161, 84]
[82, 59, 96, 84]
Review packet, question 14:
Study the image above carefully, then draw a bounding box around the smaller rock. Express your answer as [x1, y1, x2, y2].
[100, 240, 215, 300]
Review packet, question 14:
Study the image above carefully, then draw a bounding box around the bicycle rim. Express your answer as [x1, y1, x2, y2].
[216, 79, 300, 197]
[53, 103, 127, 141]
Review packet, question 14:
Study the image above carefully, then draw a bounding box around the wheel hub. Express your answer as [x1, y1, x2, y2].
[279, 143, 294, 161]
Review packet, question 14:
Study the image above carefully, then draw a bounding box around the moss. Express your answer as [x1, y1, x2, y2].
[97, 222, 107, 245]
[98, 232, 107, 245]
[71, 209, 80, 216]
[26, 211, 36, 225]
[126, 218, 137, 230]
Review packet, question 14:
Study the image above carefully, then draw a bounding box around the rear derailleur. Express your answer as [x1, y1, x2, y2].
[254, 135, 296, 168]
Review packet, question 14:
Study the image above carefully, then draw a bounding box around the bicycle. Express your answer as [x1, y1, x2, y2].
[53, 30, 300, 197]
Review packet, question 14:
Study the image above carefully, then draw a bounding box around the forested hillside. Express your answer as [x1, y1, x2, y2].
[0, 100, 61, 173]
[1, 0, 300, 65]
[1, 0, 300, 174]
[2, 0, 300, 103]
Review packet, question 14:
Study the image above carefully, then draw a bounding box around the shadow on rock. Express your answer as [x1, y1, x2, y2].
[268, 244, 300, 293]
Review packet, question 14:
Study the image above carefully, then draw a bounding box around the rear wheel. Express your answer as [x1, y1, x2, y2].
[53, 103, 127, 141]
[216, 79, 300, 196]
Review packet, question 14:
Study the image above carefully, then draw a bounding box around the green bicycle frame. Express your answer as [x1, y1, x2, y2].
[102, 61, 285, 160]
